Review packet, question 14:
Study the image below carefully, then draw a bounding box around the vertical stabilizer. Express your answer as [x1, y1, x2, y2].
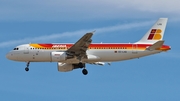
[136, 18, 168, 44]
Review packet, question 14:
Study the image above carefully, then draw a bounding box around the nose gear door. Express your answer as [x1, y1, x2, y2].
[132, 44, 138, 54]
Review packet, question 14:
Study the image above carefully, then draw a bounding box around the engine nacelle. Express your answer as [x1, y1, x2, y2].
[51, 52, 67, 62]
[57, 62, 74, 72]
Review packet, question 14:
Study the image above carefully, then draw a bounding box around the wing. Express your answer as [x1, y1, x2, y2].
[66, 32, 94, 61]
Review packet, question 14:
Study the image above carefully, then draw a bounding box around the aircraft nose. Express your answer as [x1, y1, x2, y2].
[6, 52, 14, 60]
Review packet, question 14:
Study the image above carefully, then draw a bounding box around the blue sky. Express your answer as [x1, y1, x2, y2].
[0, 0, 180, 101]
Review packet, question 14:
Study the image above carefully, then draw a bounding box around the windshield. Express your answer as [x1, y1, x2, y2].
[13, 48, 19, 50]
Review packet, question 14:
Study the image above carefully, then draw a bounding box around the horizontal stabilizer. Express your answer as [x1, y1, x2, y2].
[146, 40, 164, 51]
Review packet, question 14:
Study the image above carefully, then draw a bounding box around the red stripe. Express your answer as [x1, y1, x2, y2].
[34, 43, 170, 50]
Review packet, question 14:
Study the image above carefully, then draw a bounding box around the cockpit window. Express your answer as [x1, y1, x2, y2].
[13, 48, 19, 50]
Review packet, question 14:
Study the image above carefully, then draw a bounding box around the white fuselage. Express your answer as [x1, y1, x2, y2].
[6, 43, 163, 63]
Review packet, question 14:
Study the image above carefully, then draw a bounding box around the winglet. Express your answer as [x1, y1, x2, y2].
[89, 30, 96, 34]
[146, 40, 164, 51]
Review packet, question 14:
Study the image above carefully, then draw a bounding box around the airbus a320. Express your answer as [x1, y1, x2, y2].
[6, 18, 171, 75]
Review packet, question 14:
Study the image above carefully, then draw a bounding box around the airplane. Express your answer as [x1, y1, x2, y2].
[6, 18, 171, 75]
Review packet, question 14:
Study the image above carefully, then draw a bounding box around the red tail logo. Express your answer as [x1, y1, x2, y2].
[148, 29, 162, 40]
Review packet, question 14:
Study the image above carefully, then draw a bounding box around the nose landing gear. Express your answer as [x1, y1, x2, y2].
[25, 62, 30, 72]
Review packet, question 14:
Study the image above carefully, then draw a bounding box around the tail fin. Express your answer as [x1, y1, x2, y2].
[136, 18, 168, 44]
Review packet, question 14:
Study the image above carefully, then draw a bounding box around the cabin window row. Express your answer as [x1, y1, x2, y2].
[29, 47, 127, 50]
[30, 48, 68, 49]
[89, 47, 127, 49]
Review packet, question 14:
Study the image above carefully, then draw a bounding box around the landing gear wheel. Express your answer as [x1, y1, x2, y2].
[25, 62, 30, 72]
[25, 67, 29, 72]
[82, 69, 88, 75]
[78, 62, 84, 68]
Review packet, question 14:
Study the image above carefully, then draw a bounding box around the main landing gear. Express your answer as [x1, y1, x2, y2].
[78, 62, 88, 75]
[82, 69, 88, 75]
[25, 62, 30, 72]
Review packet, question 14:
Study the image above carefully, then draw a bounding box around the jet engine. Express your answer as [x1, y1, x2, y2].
[51, 52, 67, 62]
[57, 62, 74, 72]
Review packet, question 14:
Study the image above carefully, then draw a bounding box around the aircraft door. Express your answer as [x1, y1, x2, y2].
[24, 47, 29, 54]
[132, 44, 138, 54]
